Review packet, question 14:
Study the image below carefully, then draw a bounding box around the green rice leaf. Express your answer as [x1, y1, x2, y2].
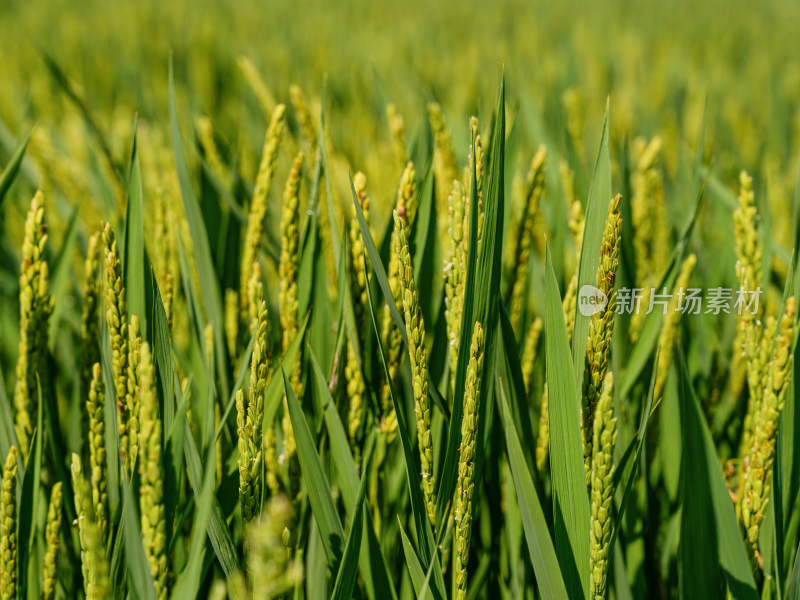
[571, 103, 611, 390]
[398, 519, 443, 600]
[47, 205, 80, 340]
[362, 254, 447, 598]
[308, 344, 398, 600]
[124, 130, 146, 332]
[544, 243, 590, 599]
[182, 417, 240, 579]
[498, 376, 569, 600]
[0, 369, 16, 465]
[331, 444, 370, 600]
[0, 129, 30, 210]
[120, 471, 158, 600]
[170, 434, 216, 600]
[608, 350, 657, 558]
[677, 347, 757, 599]
[281, 364, 345, 570]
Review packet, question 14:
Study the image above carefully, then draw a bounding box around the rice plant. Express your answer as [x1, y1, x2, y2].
[1, 2, 800, 598]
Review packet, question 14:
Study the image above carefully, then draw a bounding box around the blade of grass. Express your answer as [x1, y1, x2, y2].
[170, 433, 216, 599]
[398, 519, 443, 600]
[363, 255, 447, 598]
[788, 539, 800, 600]
[319, 77, 340, 270]
[120, 470, 158, 600]
[497, 301, 538, 470]
[262, 314, 309, 439]
[544, 244, 590, 599]
[0, 129, 31, 209]
[571, 102, 611, 390]
[47, 205, 80, 340]
[281, 364, 345, 569]
[0, 369, 17, 464]
[123, 138, 146, 332]
[677, 347, 757, 599]
[608, 350, 657, 558]
[308, 343, 398, 600]
[498, 376, 569, 600]
[168, 54, 229, 394]
[147, 265, 175, 432]
[182, 418, 240, 578]
[331, 443, 372, 600]
[215, 328, 255, 441]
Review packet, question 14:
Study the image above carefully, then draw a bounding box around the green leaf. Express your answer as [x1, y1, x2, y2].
[319, 77, 341, 272]
[182, 417, 240, 579]
[47, 205, 80, 341]
[544, 244, 590, 599]
[331, 445, 370, 600]
[120, 471, 158, 600]
[677, 348, 757, 599]
[281, 364, 345, 570]
[497, 376, 569, 600]
[607, 349, 656, 558]
[362, 254, 447, 599]
[571, 103, 611, 390]
[147, 265, 175, 433]
[0, 130, 30, 209]
[168, 54, 229, 394]
[788, 538, 800, 600]
[350, 174, 406, 346]
[398, 519, 443, 600]
[171, 433, 216, 599]
[124, 137, 146, 333]
[262, 314, 309, 441]
[0, 369, 17, 466]
[308, 344, 398, 600]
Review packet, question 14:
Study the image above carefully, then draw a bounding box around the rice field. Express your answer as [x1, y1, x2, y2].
[1, 0, 800, 598]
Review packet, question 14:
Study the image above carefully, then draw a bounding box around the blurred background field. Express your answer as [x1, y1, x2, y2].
[3, 0, 800, 178]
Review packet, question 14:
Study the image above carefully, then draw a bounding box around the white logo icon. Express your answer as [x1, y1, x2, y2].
[578, 285, 608, 316]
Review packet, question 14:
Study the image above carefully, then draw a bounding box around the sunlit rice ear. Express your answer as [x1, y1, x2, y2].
[739, 297, 795, 558]
[590, 373, 617, 600]
[394, 209, 436, 527]
[454, 321, 485, 600]
[581, 195, 622, 482]
[0, 446, 19, 599]
[14, 191, 53, 459]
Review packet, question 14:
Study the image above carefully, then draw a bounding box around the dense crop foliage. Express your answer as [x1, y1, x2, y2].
[2, 1, 800, 598]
